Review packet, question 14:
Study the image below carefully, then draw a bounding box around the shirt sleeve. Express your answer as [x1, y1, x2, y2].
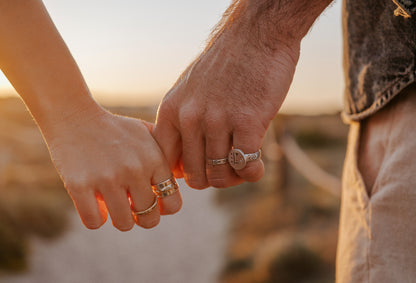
[392, 0, 416, 18]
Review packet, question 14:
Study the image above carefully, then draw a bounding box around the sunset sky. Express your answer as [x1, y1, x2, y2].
[0, 0, 343, 114]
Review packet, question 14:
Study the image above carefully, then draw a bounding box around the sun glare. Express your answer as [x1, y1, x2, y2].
[0, 1, 343, 113]
[0, 72, 16, 97]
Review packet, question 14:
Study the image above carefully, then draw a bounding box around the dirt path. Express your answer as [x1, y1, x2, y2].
[3, 181, 230, 283]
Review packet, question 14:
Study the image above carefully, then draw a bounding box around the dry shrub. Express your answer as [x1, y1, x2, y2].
[0, 187, 71, 272]
[0, 97, 72, 273]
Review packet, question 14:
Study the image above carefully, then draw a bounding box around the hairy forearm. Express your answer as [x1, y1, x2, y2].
[208, 0, 333, 54]
[0, 0, 101, 133]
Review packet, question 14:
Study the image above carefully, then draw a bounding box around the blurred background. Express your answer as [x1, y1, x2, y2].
[0, 1, 346, 282]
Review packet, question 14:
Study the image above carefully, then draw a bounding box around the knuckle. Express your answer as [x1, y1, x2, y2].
[157, 100, 171, 118]
[97, 174, 124, 193]
[148, 155, 165, 170]
[64, 177, 88, 194]
[184, 171, 208, 189]
[179, 106, 200, 130]
[204, 110, 227, 133]
[185, 178, 209, 190]
[209, 178, 229, 188]
[156, 96, 176, 121]
[65, 185, 81, 200]
[232, 114, 266, 133]
[207, 167, 237, 188]
[102, 172, 121, 186]
[121, 162, 143, 177]
[74, 173, 119, 192]
[207, 173, 229, 188]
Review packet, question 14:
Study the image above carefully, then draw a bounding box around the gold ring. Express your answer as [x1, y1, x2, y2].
[152, 177, 179, 198]
[133, 195, 159, 216]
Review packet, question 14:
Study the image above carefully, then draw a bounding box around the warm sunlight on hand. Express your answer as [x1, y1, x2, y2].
[43, 106, 182, 231]
[154, 30, 300, 190]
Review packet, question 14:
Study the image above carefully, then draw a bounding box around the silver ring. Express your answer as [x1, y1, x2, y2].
[133, 196, 159, 216]
[206, 158, 228, 166]
[152, 177, 179, 198]
[228, 148, 262, 170]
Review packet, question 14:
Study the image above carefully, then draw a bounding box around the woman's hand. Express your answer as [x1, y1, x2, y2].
[0, 0, 182, 231]
[42, 105, 182, 231]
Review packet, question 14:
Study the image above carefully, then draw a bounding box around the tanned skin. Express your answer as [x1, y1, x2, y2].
[154, 0, 333, 189]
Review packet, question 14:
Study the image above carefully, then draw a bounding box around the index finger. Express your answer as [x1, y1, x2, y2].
[153, 120, 184, 178]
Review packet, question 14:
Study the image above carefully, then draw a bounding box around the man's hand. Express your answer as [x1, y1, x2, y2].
[154, 22, 299, 189]
[153, 0, 332, 189]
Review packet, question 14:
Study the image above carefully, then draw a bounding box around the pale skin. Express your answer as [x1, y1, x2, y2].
[154, 0, 333, 189]
[0, 0, 182, 231]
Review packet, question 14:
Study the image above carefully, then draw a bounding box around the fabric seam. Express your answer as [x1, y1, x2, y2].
[342, 71, 416, 123]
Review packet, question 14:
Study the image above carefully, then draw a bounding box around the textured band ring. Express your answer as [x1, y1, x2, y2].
[228, 148, 262, 170]
[206, 157, 228, 166]
[152, 177, 179, 198]
[133, 195, 159, 216]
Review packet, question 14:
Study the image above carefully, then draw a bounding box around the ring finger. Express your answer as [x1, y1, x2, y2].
[151, 176, 182, 215]
[129, 185, 161, 229]
[205, 131, 243, 188]
[231, 128, 265, 182]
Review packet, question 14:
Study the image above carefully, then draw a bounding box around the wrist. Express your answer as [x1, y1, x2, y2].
[23, 88, 106, 142]
[214, 0, 332, 56]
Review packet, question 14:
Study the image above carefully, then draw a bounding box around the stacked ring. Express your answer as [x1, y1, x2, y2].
[152, 177, 179, 198]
